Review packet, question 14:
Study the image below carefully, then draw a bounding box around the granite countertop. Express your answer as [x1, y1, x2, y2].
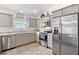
[0, 31, 36, 36]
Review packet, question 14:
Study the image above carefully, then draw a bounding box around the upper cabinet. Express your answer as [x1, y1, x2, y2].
[40, 17, 51, 28]
[42, 17, 50, 27]
[29, 19, 37, 28]
[62, 5, 79, 15]
[52, 4, 79, 17]
[0, 13, 12, 27]
[37, 19, 42, 28]
[52, 9, 62, 17]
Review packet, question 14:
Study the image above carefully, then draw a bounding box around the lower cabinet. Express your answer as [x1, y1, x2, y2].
[29, 33, 36, 43]
[8, 35, 16, 49]
[15, 33, 36, 47]
[47, 33, 53, 49]
[25, 33, 30, 43]
[15, 34, 24, 46]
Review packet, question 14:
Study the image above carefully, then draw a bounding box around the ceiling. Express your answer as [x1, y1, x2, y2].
[0, 4, 53, 18]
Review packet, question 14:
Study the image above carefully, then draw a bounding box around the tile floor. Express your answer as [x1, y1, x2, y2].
[0, 42, 53, 55]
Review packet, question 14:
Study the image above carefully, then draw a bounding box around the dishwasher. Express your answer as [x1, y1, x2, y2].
[1, 35, 16, 50]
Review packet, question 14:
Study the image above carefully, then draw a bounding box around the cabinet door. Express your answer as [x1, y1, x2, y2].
[63, 5, 78, 15]
[29, 19, 37, 28]
[52, 10, 62, 17]
[22, 33, 27, 44]
[15, 34, 24, 46]
[38, 19, 42, 28]
[26, 33, 30, 43]
[47, 33, 53, 48]
[29, 33, 36, 42]
[37, 20, 40, 28]
[8, 35, 16, 48]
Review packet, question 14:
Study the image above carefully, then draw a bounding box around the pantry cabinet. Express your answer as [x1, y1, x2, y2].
[26, 33, 30, 43]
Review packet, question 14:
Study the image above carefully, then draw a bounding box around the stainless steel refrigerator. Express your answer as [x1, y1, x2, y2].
[52, 14, 78, 55]
[0, 37, 2, 52]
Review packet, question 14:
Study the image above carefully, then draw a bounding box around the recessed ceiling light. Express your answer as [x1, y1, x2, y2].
[33, 10, 37, 14]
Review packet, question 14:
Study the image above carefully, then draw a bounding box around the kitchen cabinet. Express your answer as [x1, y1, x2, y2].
[36, 32, 40, 42]
[37, 19, 43, 28]
[47, 33, 53, 49]
[29, 33, 36, 42]
[15, 33, 36, 47]
[21, 33, 27, 45]
[63, 5, 78, 15]
[25, 33, 30, 43]
[29, 19, 37, 28]
[8, 35, 16, 49]
[52, 9, 62, 17]
[15, 34, 26, 46]
[38, 17, 50, 28]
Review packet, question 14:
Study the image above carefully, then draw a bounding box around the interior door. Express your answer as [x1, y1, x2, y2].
[52, 17, 61, 55]
[61, 14, 78, 55]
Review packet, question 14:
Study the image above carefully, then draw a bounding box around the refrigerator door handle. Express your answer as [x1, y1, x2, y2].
[54, 27, 59, 35]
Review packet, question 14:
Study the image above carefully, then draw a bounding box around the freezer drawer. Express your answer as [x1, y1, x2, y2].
[61, 34, 78, 55]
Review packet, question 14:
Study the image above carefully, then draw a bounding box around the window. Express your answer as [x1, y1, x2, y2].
[15, 20, 27, 30]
